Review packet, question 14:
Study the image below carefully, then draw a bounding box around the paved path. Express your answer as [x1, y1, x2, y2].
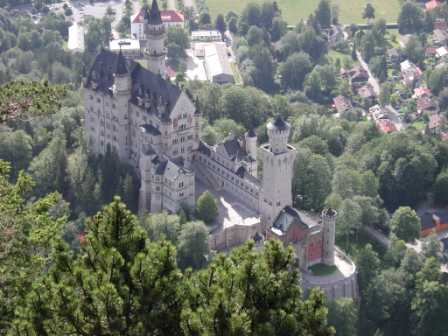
[363, 226, 391, 248]
[356, 50, 380, 96]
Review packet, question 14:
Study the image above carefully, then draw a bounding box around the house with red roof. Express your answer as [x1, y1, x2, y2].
[376, 118, 397, 134]
[131, 8, 185, 40]
[425, 0, 441, 12]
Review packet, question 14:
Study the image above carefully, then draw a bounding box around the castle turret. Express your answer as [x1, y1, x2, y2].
[245, 128, 257, 161]
[113, 49, 131, 94]
[143, 0, 166, 76]
[112, 50, 131, 162]
[322, 208, 337, 266]
[259, 116, 297, 224]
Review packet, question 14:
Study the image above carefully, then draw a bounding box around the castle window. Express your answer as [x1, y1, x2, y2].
[179, 182, 184, 188]
[179, 192, 184, 197]
[97, 98, 101, 103]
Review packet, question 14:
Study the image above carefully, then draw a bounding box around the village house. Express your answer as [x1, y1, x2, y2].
[426, 114, 446, 135]
[434, 18, 448, 31]
[357, 83, 376, 105]
[433, 29, 448, 47]
[327, 25, 345, 47]
[131, 8, 185, 40]
[419, 209, 448, 237]
[109, 39, 141, 59]
[332, 95, 353, 115]
[417, 95, 439, 115]
[400, 60, 422, 87]
[348, 66, 369, 90]
[386, 48, 401, 66]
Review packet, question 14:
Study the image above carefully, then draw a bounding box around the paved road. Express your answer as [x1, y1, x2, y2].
[356, 50, 380, 96]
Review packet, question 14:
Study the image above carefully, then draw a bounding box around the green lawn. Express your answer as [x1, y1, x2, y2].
[206, 0, 402, 25]
[308, 263, 338, 276]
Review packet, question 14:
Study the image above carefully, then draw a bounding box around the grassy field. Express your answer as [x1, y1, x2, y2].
[206, 0, 402, 25]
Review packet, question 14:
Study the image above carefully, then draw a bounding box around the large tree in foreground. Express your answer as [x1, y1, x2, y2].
[10, 199, 334, 335]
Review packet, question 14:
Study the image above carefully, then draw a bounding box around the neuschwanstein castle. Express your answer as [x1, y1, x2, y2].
[84, 0, 358, 300]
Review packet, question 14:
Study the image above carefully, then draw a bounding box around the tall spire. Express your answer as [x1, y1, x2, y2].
[115, 49, 128, 75]
[147, 0, 162, 25]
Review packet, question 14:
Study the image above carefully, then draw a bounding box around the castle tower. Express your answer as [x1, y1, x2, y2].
[143, 0, 166, 76]
[259, 116, 297, 224]
[113, 49, 131, 94]
[322, 208, 337, 266]
[245, 129, 257, 161]
[112, 50, 131, 162]
[245, 128, 258, 177]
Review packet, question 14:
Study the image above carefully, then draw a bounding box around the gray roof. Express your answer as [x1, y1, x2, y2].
[85, 49, 183, 121]
[272, 206, 318, 235]
[141, 124, 161, 135]
[151, 156, 190, 179]
[145, 0, 163, 25]
[220, 137, 248, 161]
[272, 115, 288, 130]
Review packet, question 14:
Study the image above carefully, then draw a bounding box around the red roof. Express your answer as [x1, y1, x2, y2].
[376, 119, 397, 133]
[161, 10, 184, 23]
[425, 0, 441, 11]
[413, 87, 431, 98]
[133, 8, 184, 24]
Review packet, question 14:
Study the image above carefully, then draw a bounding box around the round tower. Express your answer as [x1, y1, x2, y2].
[267, 116, 290, 154]
[245, 128, 257, 161]
[322, 208, 337, 266]
[144, 0, 167, 76]
[260, 116, 297, 224]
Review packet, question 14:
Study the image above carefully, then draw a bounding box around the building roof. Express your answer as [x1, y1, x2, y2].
[85, 49, 183, 120]
[68, 23, 85, 52]
[161, 10, 184, 23]
[419, 209, 448, 230]
[357, 84, 375, 99]
[220, 136, 247, 161]
[115, 50, 128, 75]
[152, 155, 189, 179]
[140, 124, 161, 135]
[436, 47, 448, 58]
[413, 87, 432, 98]
[333, 95, 352, 113]
[147, 0, 162, 25]
[203, 42, 234, 83]
[428, 114, 445, 129]
[268, 115, 289, 131]
[271, 206, 318, 237]
[110, 39, 140, 51]
[191, 30, 222, 39]
[433, 29, 448, 44]
[132, 1, 162, 25]
[247, 128, 257, 138]
[198, 141, 211, 156]
[417, 95, 438, 113]
[425, 0, 441, 11]
[376, 119, 397, 134]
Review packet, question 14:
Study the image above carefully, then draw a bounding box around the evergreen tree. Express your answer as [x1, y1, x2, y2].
[11, 198, 184, 335]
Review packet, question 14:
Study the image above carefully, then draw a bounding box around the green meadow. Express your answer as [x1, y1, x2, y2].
[206, 0, 402, 25]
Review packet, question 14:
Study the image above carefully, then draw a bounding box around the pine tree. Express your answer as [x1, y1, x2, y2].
[11, 198, 184, 335]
